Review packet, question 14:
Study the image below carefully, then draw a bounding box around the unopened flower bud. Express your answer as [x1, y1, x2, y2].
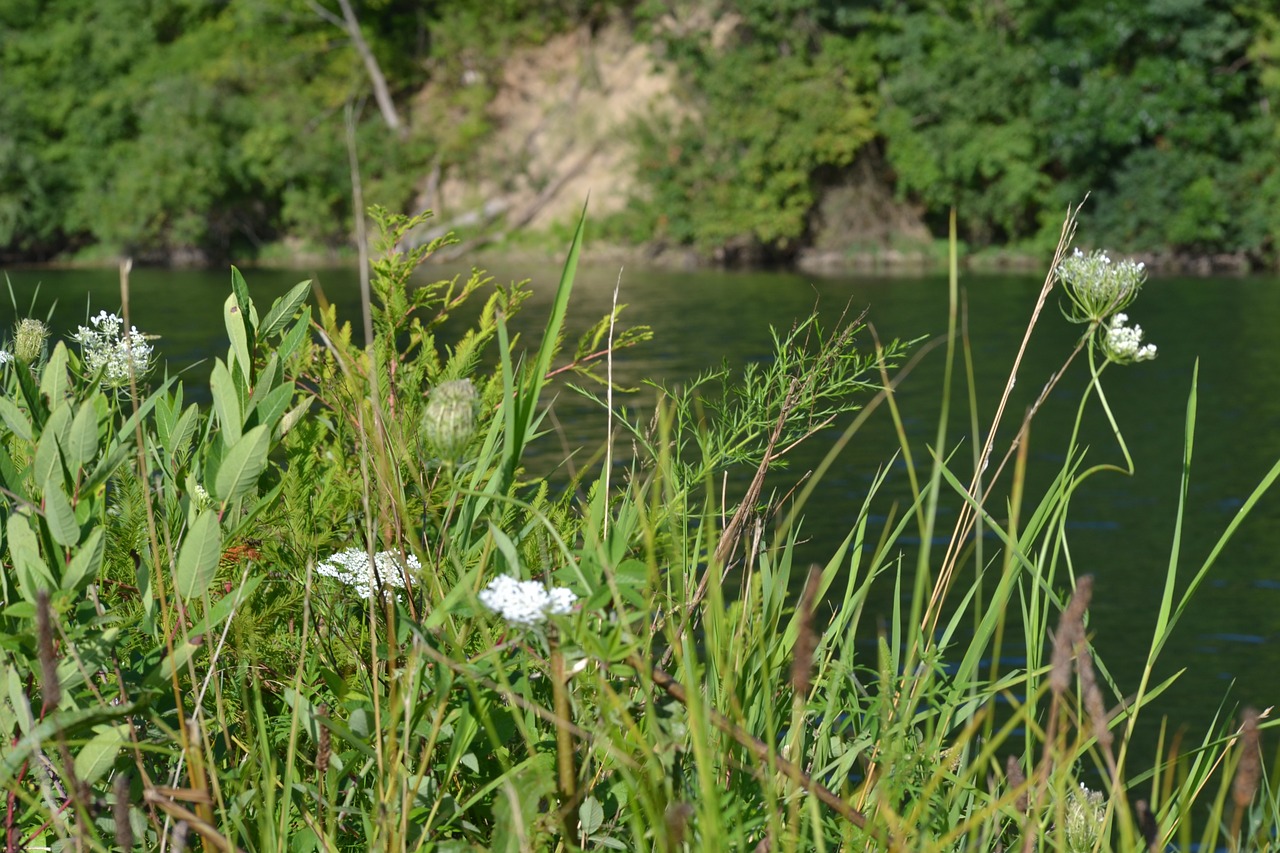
[13, 318, 49, 364]
[423, 379, 479, 462]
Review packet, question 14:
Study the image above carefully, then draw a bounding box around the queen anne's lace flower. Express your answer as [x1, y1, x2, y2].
[72, 310, 155, 390]
[1057, 248, 1147, 323]
[316, 548, 421, 599]
[478, 575, 577, 628]
[1103, 312, 1157, 363]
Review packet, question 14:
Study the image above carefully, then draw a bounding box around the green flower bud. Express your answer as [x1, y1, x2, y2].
[423, 379, 479, 463]
[13, 318, 49, 364]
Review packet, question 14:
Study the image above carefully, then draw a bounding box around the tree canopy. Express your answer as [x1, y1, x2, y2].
[2, 0, 1278, 265]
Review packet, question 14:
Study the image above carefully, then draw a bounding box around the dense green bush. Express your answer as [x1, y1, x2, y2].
[3, 208, 1280, 849]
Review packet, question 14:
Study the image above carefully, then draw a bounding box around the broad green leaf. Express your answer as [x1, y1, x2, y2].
[278, 396, 313, 438]
[491, 754, 556, 853]
[214, 424, 270, 504]
[230, 266, 259, 331]
[224, 293, 253, 387]
[175, 509, 222, 601]
[209, 358, 242, 444]
[277, 307, 311, 363]
[61, 528, 104, 593]
[8, 514, 54, 600]
[166, 404, 200, 462]
[32, 409, 70, 492]
[80, 442, 130, 495]
[67, 396, 100, 470]
[579, 796, 604, 837]
[247, 353, 280, 411]
[253, 383, 294, 433]
[259, 280, 311, 339]
[39, 342, 69, 405]
[154, 390, 176, 448]
[43, 478, 80, 547]
[0, 397, 31, 441]
[73, 723, 128, 785]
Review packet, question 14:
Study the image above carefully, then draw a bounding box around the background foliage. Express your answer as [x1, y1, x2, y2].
[2, 0, 1279, 264]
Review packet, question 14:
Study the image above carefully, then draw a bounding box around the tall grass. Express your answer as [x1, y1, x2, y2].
[1, 204, 1277, 852]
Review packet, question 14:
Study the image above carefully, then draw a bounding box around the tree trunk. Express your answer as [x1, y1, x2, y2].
[321, 0, 405, 136]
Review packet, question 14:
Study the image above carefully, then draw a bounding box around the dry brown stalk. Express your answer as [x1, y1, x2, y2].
[1049, 574, 1093, 697]
[922, 202, 1085, 644]
[790, 566, 822, 699]
[1229, 706, 1262, 847]
[113, 774, 134, 850]
[144, 788, 244, 853]
[35, 590, 60, 714]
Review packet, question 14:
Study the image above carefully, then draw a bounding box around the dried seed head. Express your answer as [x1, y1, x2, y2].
[790, 566, 822, 698]
[113, 774, 134, 850]
[316, 704, 331, 776]
[13, 318, 49, 364]
[1233, 707, 1261, 809]
[1050, 575, 1093, 695]
[35, 589, 61, 712]
[1006, 755, 1028, 813]
[1078, 647, 1113, 750]
[170, 820, 189, 853]
[422, 379, 479, 463]
[1135, 799, 1159, 852]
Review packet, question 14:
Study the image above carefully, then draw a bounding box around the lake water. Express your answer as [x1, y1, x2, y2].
[4, 259, 1279, 745]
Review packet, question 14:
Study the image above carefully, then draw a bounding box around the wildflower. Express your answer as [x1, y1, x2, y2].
[0, 350, 11, 367]
[1064, 783, 1106, 853]
[315, 548, 421, 599]
[423, 378, 479, 463]
[13, 318, 49, 363]
[72, 310, 155, 391]
[1056, 248, 1146, 323]
[190, 483, 214, 510]
[478, 575, 577, 628]
[1101, 313, 1157, 364]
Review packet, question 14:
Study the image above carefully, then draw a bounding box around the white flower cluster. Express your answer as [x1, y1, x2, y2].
[1057, 248, 1147, 323]
[478, 575, 577, 628]
[1064, 783, 1106, 853]
[72, 311, 155, 389]
[0, 350, 11, 366]
[316, 548, 421, 599]
[1103, 313, 1157, 363]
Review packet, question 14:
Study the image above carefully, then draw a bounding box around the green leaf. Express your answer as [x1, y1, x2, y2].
[247, 354, 280, 411]
[209, 358, 242, 444]
[39, 342, 69, 405]
[579, 796, 604, 837]
[8, 514, 54, 601]
[259, 280, 311, 339]
[43, 478, 80, 547]
[252, 383, 294, 433]
[73, 723, 128, 785]
[0, 397, 31, 441]
[166, 404, 201, 462]
[490, 754, 556, 853]
[278, 396, 313, 438]
[214, 424, 270, 504]
[61, 528, 104, 593]
[230, 266, 259, 331]
[67, 395, 100, 470]
[277, 307, 312, 363]
[224, 293, 253, 387]
[149, 576, 261, 686]
[175, 510, 222, 601]
[32, 406, 70, 491]
[80, 442, 130, 496]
